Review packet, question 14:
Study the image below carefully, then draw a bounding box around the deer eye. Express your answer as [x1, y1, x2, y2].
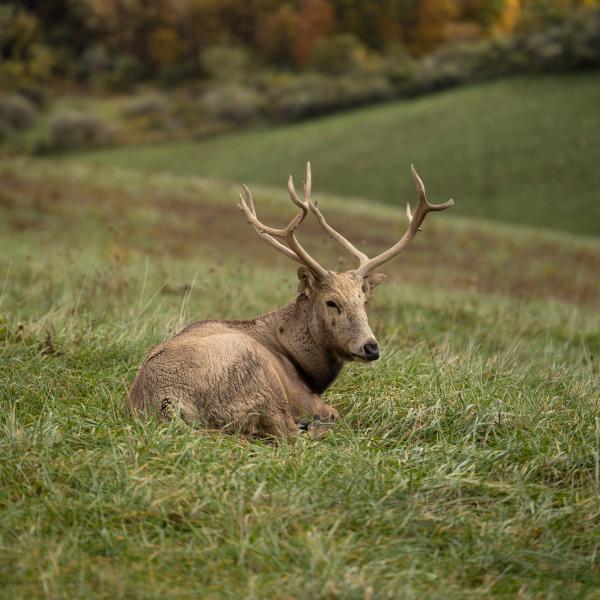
[326, 300, 340, 312]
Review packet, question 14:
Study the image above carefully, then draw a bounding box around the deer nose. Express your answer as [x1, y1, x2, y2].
[362, 341, 380, 361]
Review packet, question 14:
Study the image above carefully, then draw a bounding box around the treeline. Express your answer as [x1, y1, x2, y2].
[1, 0, 596, 89]
[2, 0, 600, 153]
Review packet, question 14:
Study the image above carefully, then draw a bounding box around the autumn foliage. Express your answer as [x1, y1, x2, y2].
[1, 0, 597, 87]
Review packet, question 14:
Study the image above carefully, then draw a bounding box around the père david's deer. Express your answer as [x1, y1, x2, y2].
[128, 163, 453, 436]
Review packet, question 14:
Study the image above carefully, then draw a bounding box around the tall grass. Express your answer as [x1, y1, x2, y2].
[1, 159, 599, 598]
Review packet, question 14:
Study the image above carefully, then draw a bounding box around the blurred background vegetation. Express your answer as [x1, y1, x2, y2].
[1, 0, 599, 149]
[2, 0, 599, 235]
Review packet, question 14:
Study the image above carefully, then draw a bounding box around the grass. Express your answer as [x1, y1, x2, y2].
[73, 73, 600, 238]
[1, 157, 600, 598]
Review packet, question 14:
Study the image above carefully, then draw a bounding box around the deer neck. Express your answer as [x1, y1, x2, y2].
[258, 295, 344, 395]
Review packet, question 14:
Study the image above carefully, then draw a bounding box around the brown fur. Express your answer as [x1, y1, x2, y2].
[128, 270, 384, 437]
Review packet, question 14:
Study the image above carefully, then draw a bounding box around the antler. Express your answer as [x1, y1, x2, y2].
[238, 163, 329, 280]
[354, 165, 454, 276]
[307, 192, 370, 268]
[239, 163, 453, 280]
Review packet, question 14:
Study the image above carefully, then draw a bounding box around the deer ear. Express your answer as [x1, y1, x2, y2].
[363, 272, 386, 293]
[297, 266, 319, 297]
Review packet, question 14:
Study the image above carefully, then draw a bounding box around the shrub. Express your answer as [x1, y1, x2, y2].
[335, 75, 393, 107]
[263, 73, 335, 120]
[261, 72, 393, 122]
[78, 44, 111, 82]
[0, 121, 13, 141]
[121, 93, 167, 118]
[522, 25, 568, 70]
[517, 0, 577, 31]
[102, 54, 146, 92]
[409, 7, 600, 93]
[45, 110, 117, 152]
[568, 8, 600, 67]
[199, 83, 265, 124]
[413, 41, 491, 92]
[310, 34, 371, 75]
[14, 83, 47, 108]
[0, 93, 38, 136]
[202, 45, 251, 80]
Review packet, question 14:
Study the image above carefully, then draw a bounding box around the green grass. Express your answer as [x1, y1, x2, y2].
[1, 158, 600, 598]
[75, 73, 600, 237]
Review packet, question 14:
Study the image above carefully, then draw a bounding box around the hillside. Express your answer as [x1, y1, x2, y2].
[78, 73, 600, 237]
[1, 158, 600, 597]
[0, 159, 600, 599]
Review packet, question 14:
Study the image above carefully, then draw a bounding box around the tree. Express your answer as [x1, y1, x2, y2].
[404, 0, 459, 55]
[255, 4, 298, 65]
[293, 0, 335, 66]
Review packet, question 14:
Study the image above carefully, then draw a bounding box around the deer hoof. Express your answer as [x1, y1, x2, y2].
[297, 419, 310, 431]
[314, 405, 339, 422]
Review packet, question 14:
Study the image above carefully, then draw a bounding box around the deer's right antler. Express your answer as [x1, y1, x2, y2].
[239, 162, 329, 280]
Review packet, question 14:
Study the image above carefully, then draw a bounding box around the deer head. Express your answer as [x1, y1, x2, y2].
[239, 162, 454, 362]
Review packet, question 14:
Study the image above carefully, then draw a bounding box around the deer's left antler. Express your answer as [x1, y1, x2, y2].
[353, 165, 454, 276]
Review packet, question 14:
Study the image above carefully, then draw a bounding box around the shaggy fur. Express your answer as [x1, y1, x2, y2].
[128, 269, 384, 436]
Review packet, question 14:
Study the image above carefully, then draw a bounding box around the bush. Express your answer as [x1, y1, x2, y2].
[336, 75, 393, 106]
[0, 93, 38, 138]
[78, 45, 111, 82]
[551, 7, 600, 69]
[413, 41, 491, 92]
[264, 73, 331, 120]
[310, 34, 371, 75]
[100, 54, 146, 92]
[45, 110, 117, 152]
[0, 122, 11, 141]
[14, 83, 47, 108]
[410, 7, 600, 94]
[499, 7, 600, 73]
[568, 8, 600, 67]
[121, 93, 167, 118]
[202, 45, 251, 80]
[199, 83, 265, 124]
[521, 26, 568, 70]
[262, 72, 392, 121]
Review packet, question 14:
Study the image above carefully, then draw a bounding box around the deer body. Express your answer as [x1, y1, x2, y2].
[128, 163, 453, 436]
[128, 273, 374, 435]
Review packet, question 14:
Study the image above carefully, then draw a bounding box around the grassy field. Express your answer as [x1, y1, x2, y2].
[74, 73, 600, 237]
[1, 156, 599, 598]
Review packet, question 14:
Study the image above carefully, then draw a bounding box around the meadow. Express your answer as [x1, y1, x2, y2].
[1, 147, 599, 598]
[76, 73, 600, 237]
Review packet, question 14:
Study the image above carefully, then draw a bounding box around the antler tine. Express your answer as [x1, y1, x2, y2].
[239, 172, 329, 279]
[304, 163, 369, 268]
[242, 184, 256, 215]
[410, 164, 453, 215]
[239, 188, 302, 263]
[355, 165, 454, 276]
[304, 161, 311, 202]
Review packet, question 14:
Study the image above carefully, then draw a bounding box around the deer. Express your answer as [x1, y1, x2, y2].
[128, 162, 453, 437]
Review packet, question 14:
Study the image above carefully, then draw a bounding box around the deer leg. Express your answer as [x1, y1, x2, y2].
[257, 409, 301, 438]
[310, 396, 339, 422]
[226, 380, 302, 438]
[291, 392, 339, 423]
